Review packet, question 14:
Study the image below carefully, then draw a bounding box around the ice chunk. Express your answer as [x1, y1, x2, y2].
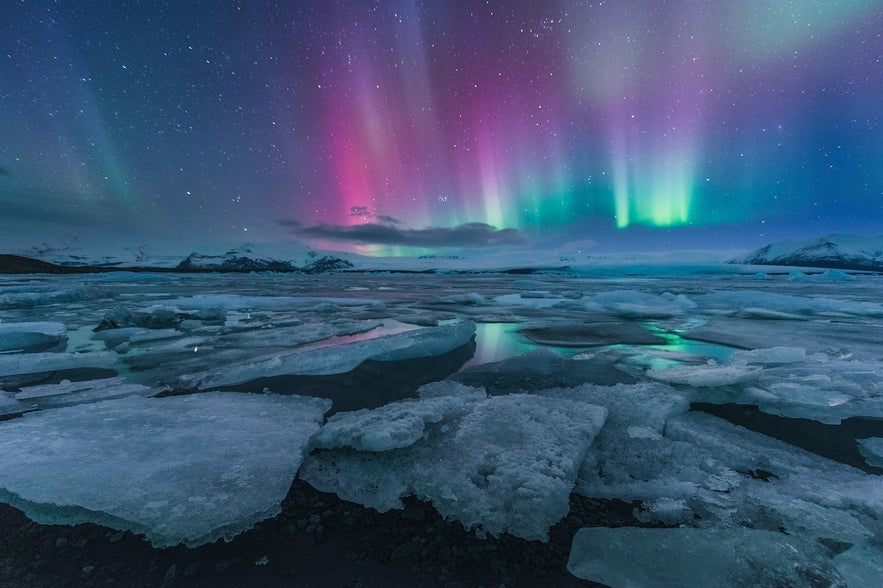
[697, 290, 883, 318]
[647, 362, 762, 387]
[0, 392, 330, 547]
[15, 377, 164, 409]
[729, 346, 807, 365]
[592, 290, 686, 318]
[0, 351, 116, 377]
[0, 321, 67, 353]
[0, 391, 28, 418]
[567, 526, 845, 587]
[0, 285, 110, 310]
[857, 437, 883, 468]
[301, 393, 607, 540]
[183, 321, 475, 389]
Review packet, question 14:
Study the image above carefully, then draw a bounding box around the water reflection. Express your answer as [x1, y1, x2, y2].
[460, 323, 536, 370]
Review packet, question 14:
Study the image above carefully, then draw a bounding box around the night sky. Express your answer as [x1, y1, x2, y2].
[1, 1, 881, 257]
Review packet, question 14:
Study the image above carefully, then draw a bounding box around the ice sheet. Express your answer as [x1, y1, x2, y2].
[0, 392, 331, 547]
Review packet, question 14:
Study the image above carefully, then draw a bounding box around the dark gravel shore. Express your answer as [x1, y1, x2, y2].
[0, 478, 650, 587]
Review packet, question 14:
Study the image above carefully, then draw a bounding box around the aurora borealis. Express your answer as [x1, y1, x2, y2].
[1, 1, 881, 255]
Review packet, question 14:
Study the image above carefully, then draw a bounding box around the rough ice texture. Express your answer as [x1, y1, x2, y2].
[183, 320, 475, 389]
[301, 393, 607, 541]
[0, 392, 331, 547]
[567, 527, 845, 587]
[573, 399, 883, 544]
[857, 437, 883, 468]
[312, 390, 485, 452]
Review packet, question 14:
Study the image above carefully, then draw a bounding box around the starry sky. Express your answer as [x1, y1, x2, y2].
[1, 0, 881, 257]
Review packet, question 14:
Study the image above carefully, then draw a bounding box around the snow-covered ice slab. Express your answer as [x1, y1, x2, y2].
[301, 390, 607, 540]
[567, 526, 845, 587]
[0, 392, 331, 547]
[183, 320, 475, 389]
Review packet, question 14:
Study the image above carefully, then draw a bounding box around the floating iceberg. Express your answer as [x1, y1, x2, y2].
[0, 392, 330, 547]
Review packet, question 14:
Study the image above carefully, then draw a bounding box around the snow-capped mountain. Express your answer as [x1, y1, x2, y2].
[177, 246, 354, 273]
[733, 234, 883, 272]
[176, 249, 298, 272]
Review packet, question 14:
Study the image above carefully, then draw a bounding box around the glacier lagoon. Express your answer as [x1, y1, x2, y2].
[1, 268, 882, 586]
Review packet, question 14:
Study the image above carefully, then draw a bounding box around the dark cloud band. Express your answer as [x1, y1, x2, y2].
[281, 220, 526, 248]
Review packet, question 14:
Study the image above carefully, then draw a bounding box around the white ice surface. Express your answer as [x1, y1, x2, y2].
[301, 392, 607, 540]
[567, 526, 845, 587]
[0, 392, 331, 547]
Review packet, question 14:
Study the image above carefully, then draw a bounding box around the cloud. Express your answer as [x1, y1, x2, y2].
[348, 206, 402, 225]
[281, 220, 527, 248]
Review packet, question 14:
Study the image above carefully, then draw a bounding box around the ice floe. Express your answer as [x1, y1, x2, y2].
[0, 392, 330, 547]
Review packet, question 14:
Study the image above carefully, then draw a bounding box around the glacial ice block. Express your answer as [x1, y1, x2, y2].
[567, 526, 845, 587]
[301, 393, 607, 540]
[0, 392, 331, 547]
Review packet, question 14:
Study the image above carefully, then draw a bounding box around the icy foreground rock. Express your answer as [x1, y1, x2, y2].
[0, 393, 330, 547]
[301, 387, 607, 540]
[567, 526, 846, 587]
